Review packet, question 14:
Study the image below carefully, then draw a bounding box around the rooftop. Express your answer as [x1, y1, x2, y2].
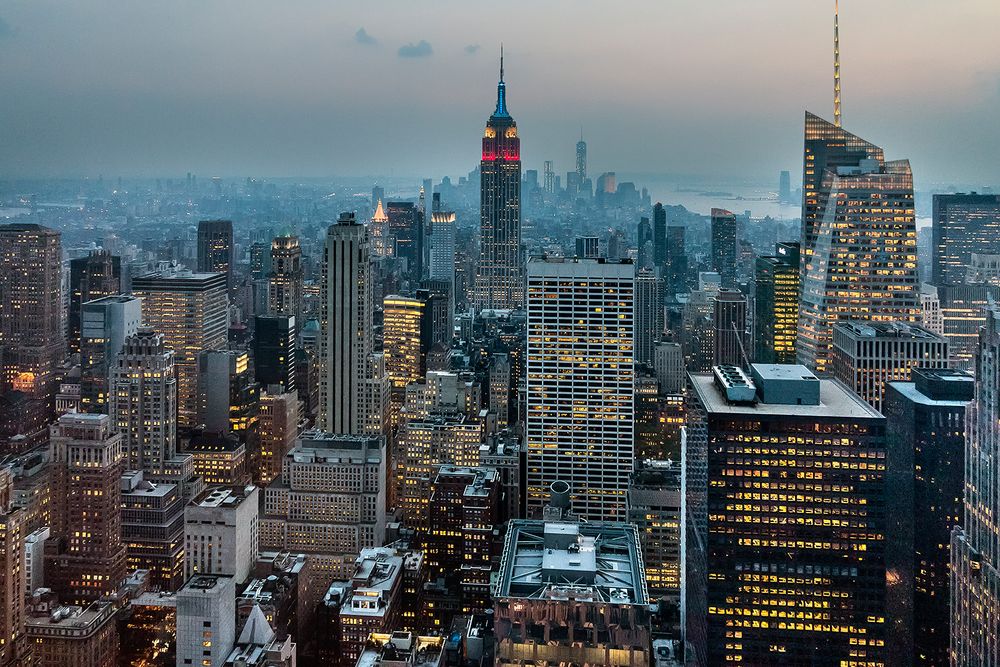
[356, 632, 444, 667]
[191, 485, 256, 509]
[835, 320, 944, 341]
[689, 371, 882, 420]
[495, 520, 648, 606]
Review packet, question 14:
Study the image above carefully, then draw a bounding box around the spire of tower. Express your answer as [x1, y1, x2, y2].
[834, 0, 841, 127]
[493, 44, 509, 118]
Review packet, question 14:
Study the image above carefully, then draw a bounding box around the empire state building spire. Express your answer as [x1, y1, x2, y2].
[493, 44, 509, 119]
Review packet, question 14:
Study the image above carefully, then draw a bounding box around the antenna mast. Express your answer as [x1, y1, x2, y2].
[834, 0, 842, 127]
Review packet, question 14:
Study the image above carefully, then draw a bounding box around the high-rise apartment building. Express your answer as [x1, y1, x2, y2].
[268, 235, 303, 324]
[710, 208, 738, 288]
[68, 251, 121, 354]
[132, 269, 229, 426]
[184, 485, 260, 584]
[951, 306, 1000, 665]
[525, 257, 635, 520]
[319, 213, 387, 437]
[635, 268, 663, 365]
[831, 320, 949, 413]
[797, 112, 919, 373]
[712, 288, 748, 367]
[197, 219, 235, 289]
[79, 295, 141, 413]
[884, 368, 973, 667]
[931, 193, 1000, 286]
[0, 223, 63, 449]
[754, 241, 800, 364]
[46, 413, 127, 604]
[474, 55, 523, 312]
[687, 364, 887, 665]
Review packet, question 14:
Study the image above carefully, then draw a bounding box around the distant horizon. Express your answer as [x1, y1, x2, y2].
[0, 1, 997, 185]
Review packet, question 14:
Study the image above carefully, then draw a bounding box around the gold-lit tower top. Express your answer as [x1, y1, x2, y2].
[834, 0, 841, 127]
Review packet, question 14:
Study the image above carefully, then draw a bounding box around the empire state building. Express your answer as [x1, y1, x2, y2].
[474, 52, 522, 312]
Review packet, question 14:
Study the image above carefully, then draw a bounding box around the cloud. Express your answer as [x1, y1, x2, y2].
[397, 40, 432, 58]
[464, 44, 480, 55]
[354, 27, 376, 46]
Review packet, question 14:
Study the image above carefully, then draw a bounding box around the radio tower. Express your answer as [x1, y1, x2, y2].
[834, 0, 842, 127]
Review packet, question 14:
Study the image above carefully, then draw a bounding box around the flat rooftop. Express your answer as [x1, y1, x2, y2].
[835, 320, 944, 340]
[191, 485, 255, 508]
[495, 520, 647, 606]
[689, 372, 882, 420]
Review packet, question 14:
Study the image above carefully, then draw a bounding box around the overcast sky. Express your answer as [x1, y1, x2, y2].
[1, 0, 998, 189]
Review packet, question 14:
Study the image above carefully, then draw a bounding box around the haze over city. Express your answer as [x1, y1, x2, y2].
[1, 0, 998, 189]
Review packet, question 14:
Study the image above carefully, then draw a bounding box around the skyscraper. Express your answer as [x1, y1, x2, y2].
[132, 269, 229, 426]
[575, 132, 587, 184]
[797, 112, 919, 373]
[652, 202, 667, 269]
[637, 216, 653, 269]
[543, 160, 554, 194]
[319, 213, 387, 436]
[635, 268, 664, 366]
[386, 201, 423, 286]
[370, 199, 389, 258]
[0, 223, 63, 449]
[951, 306, 1000, 665]
[68, 251, 121, 354]
[753, 242, 800, 364]
[931, 193, 1000, 286]
[666, 227, 688, 301]
[253, 314, 296, 393]
[525, 257, 634, 520]
[574, 236, 599, 259]
[261, 432, 387, 581]
[687, 364, 887, 665]
[196, 349, 259, 436]
[884, 368, 973, 667]
[0, 469, 26, 666]
[383, 295, 428, 393]
[110, 328, 180, 475]
[79, 295, 141, 414]
[197, 219, 235, 289]
[268, 235, 303, 323]
[710, 208, 738, 289]
[830, 320, 949, 413]
[474, 52, 523, 312]
[46, 413, 127, 604]
[712, 288, 747, 367]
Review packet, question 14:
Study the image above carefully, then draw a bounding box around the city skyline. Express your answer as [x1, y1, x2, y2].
[0, 1, 997, 188]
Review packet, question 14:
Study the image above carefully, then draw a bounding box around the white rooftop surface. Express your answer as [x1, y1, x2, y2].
[690, 372, 882, 419]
